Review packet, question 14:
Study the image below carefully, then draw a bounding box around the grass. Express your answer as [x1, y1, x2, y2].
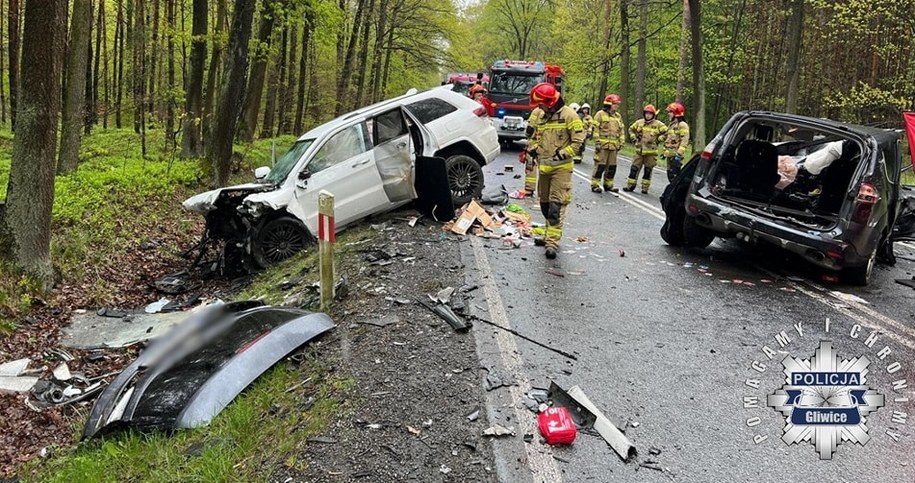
[23, 357, 353, 482]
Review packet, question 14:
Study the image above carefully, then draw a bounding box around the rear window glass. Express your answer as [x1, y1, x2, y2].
[405, 98, 458, 124]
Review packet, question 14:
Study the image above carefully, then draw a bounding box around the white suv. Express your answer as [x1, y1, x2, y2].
[404, 86, 500, 204]
[183, 86, 498, 268]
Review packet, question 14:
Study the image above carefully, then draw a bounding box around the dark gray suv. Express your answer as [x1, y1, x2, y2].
[661, 111, 915, 285]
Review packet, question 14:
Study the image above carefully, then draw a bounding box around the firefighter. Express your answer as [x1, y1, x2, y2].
[469, 84, 486, 104]
[575, 103, 594, 164]
[522, 106, 546, 196]
[663, 102, 690, 182]
[590, 94, 625, 193]
[530, 82, 585, 259]
[626, 104, 667, 193]
[529, 82, 585, 259]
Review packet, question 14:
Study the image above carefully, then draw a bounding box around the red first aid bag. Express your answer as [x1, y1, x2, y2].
[537, 406, 577, 445]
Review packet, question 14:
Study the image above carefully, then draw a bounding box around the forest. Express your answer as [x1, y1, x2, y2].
[0, 0, 911, 293]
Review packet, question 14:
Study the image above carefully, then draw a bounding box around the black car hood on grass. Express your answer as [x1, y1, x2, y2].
[83, 301, 335, 438]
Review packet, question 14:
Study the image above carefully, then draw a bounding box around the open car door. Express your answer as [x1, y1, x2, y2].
[402, 107, 455, 221]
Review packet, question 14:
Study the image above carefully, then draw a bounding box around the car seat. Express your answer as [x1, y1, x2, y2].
[815, 140, 861, 215]
[728, 140, 779, 200]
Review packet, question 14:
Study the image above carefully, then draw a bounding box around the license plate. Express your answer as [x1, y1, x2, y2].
[503, 116, 523, 129]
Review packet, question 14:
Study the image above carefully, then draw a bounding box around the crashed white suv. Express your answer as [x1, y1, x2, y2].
[184, 87, 496, 269]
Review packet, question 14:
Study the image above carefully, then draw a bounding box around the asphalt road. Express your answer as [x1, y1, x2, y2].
[462, 143, 915, 482]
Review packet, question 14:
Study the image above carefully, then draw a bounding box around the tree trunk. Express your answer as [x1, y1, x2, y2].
[784, 0, 804, 114]
[203, 0, 227, 140]
[282, 27, 297, 133]
[262, 27, 285, 138]
[1, 0, 67, 286]
[82, 0, 94, 135]
[634, 0, 647, 119]
[8, 0, 20, 130]
[148, 0, 159, 116]
[206, 0, 255, 187]
[619, 0, 631, 134]
[100, 0, 109, 128]
[0, 0, 7, 124]
[369, 1, 386, 103]
[596, 0, 614, 105]
[115, 0, 125, 128]
[57, 0, 92, 175]
[293, 16, 311, 134]
[352, 0, 374, 110]
[335, 0, 364, 115]
[675, 0, 690, 102]
[165, 0, 176, 149]
[134, 0, 147, 155]
[237, 2, 277, 142]
[307, 41, 318, 121]
[181, 0, 207, 158]
[91, 0, 104, 129]
[380, 23, 394, 99]
[688, 0, 705, 149]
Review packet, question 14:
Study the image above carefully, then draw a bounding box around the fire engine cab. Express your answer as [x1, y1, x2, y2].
[483, 60, 565, 144]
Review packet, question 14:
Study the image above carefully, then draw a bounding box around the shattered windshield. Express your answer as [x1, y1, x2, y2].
[489, 73, 543, 95]
[264, 139, 314, 185]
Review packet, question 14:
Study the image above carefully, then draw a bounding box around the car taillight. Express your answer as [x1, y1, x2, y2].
[473, 106, 487, 117]
[855, 183, 879, 204]
[700, 141, 716, 161]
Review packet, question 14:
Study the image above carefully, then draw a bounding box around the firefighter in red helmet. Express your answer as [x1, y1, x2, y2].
[528, 82, 585, 259]
[663, 102, 690, 182]
[469, 84, 487, 104]
[590, 94, 625, 192]
[626, 104, 667, 193]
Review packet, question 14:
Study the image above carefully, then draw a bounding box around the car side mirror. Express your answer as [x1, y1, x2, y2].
[254, 166, 271, 180]
[298, 169, 312, 181]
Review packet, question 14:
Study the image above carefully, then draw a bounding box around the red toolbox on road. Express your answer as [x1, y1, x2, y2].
[538, 406, 577, 445]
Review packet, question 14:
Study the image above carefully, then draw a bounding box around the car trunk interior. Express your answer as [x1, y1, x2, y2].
[709, 120, 865, 229]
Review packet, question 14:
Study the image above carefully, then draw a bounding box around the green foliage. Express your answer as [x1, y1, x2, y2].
[24, 360, 348, 482]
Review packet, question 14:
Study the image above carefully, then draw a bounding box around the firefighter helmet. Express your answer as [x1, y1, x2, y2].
[581, 103, 591, 111]
[603, 94, 622, 106]
[570, 102, 581, 112]
[469, 84, 486, 97]
[643, 104, 657, 114]
[530, 82, 560, 109]
[666, 102, 685, 117]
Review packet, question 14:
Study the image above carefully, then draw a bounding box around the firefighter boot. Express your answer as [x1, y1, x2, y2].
[623, 165, 639, 192]
[603, 165, 619, 193]
[591, 164, 605, 193]
[545, 247, 557, 259]
[641, 166, 653, 194]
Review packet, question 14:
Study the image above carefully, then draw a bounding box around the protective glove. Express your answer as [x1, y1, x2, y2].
[555, 146, 575, 160]
[671, 155, 683, 164]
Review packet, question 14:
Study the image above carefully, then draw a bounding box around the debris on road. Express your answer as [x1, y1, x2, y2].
[306, 436, 338, 444]
[566, 385, 636, 461]
[417, 299, 472, 333]
[358, 315, 400, 328]
[484, 371, 515, 391]
[548, 381, 597, 429]
[538, 406, 578, 445]
[482, 424, 515, 437]
[619, 248, 625, 257]
[0, 359, 32, 377]
[896, 277, 915, 289]
[639, 460, 664, 472]
[0, 375, 40, 394]
[144, 298, 172, 314]
[465, 408, 481, 421]
[829, 290, 870, 305]
[465, 313, 578, 361]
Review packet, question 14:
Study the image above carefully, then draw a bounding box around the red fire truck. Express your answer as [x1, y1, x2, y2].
[482, 60, 565, 144]
[443, 72, 490, 97]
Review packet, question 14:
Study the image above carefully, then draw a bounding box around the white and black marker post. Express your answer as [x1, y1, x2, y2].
[318, 190, 335, 311]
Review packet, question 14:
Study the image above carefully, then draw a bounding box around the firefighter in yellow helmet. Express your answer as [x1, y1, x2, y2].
[575, 103, 594, 164]
[521, 106, 546, 196]
[590, 94, 625, 192]
[528, 82, 585, 259]
[663, 102, 690, 182]
[626, 104, 667, 193]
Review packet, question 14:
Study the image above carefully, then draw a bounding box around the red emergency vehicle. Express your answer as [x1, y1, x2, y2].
[482, 60, 565, 144]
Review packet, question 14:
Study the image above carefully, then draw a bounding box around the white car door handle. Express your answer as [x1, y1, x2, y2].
[351, 158, 371, 168]
[396, 142, 407, 149]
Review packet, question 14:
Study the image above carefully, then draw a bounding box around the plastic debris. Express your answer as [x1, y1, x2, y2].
[144, 298, 171, 314]
[52, 363, 72, 381]
[566, 385, 636, 461]
[538, 406, 577, 445]
[0, 358, 31, 377]
[482, 424, 515, 437]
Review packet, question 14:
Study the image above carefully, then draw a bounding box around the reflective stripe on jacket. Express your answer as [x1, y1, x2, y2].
[664, 120, 690, 156]
[629, 118, 668, 155]
[537, 105, 586, 168]
[593, 109, 625, 150]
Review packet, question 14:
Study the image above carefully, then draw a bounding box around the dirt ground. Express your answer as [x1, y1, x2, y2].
[273, 214, 499, 482]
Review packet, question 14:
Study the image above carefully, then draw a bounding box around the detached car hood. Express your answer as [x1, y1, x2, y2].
[182, 183, 277, 213]
[83, 301, 335, 438]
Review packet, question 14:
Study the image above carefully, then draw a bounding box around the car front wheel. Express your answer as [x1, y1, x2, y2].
[252, 216, 314, 268]
[445, 154, 484, 206]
